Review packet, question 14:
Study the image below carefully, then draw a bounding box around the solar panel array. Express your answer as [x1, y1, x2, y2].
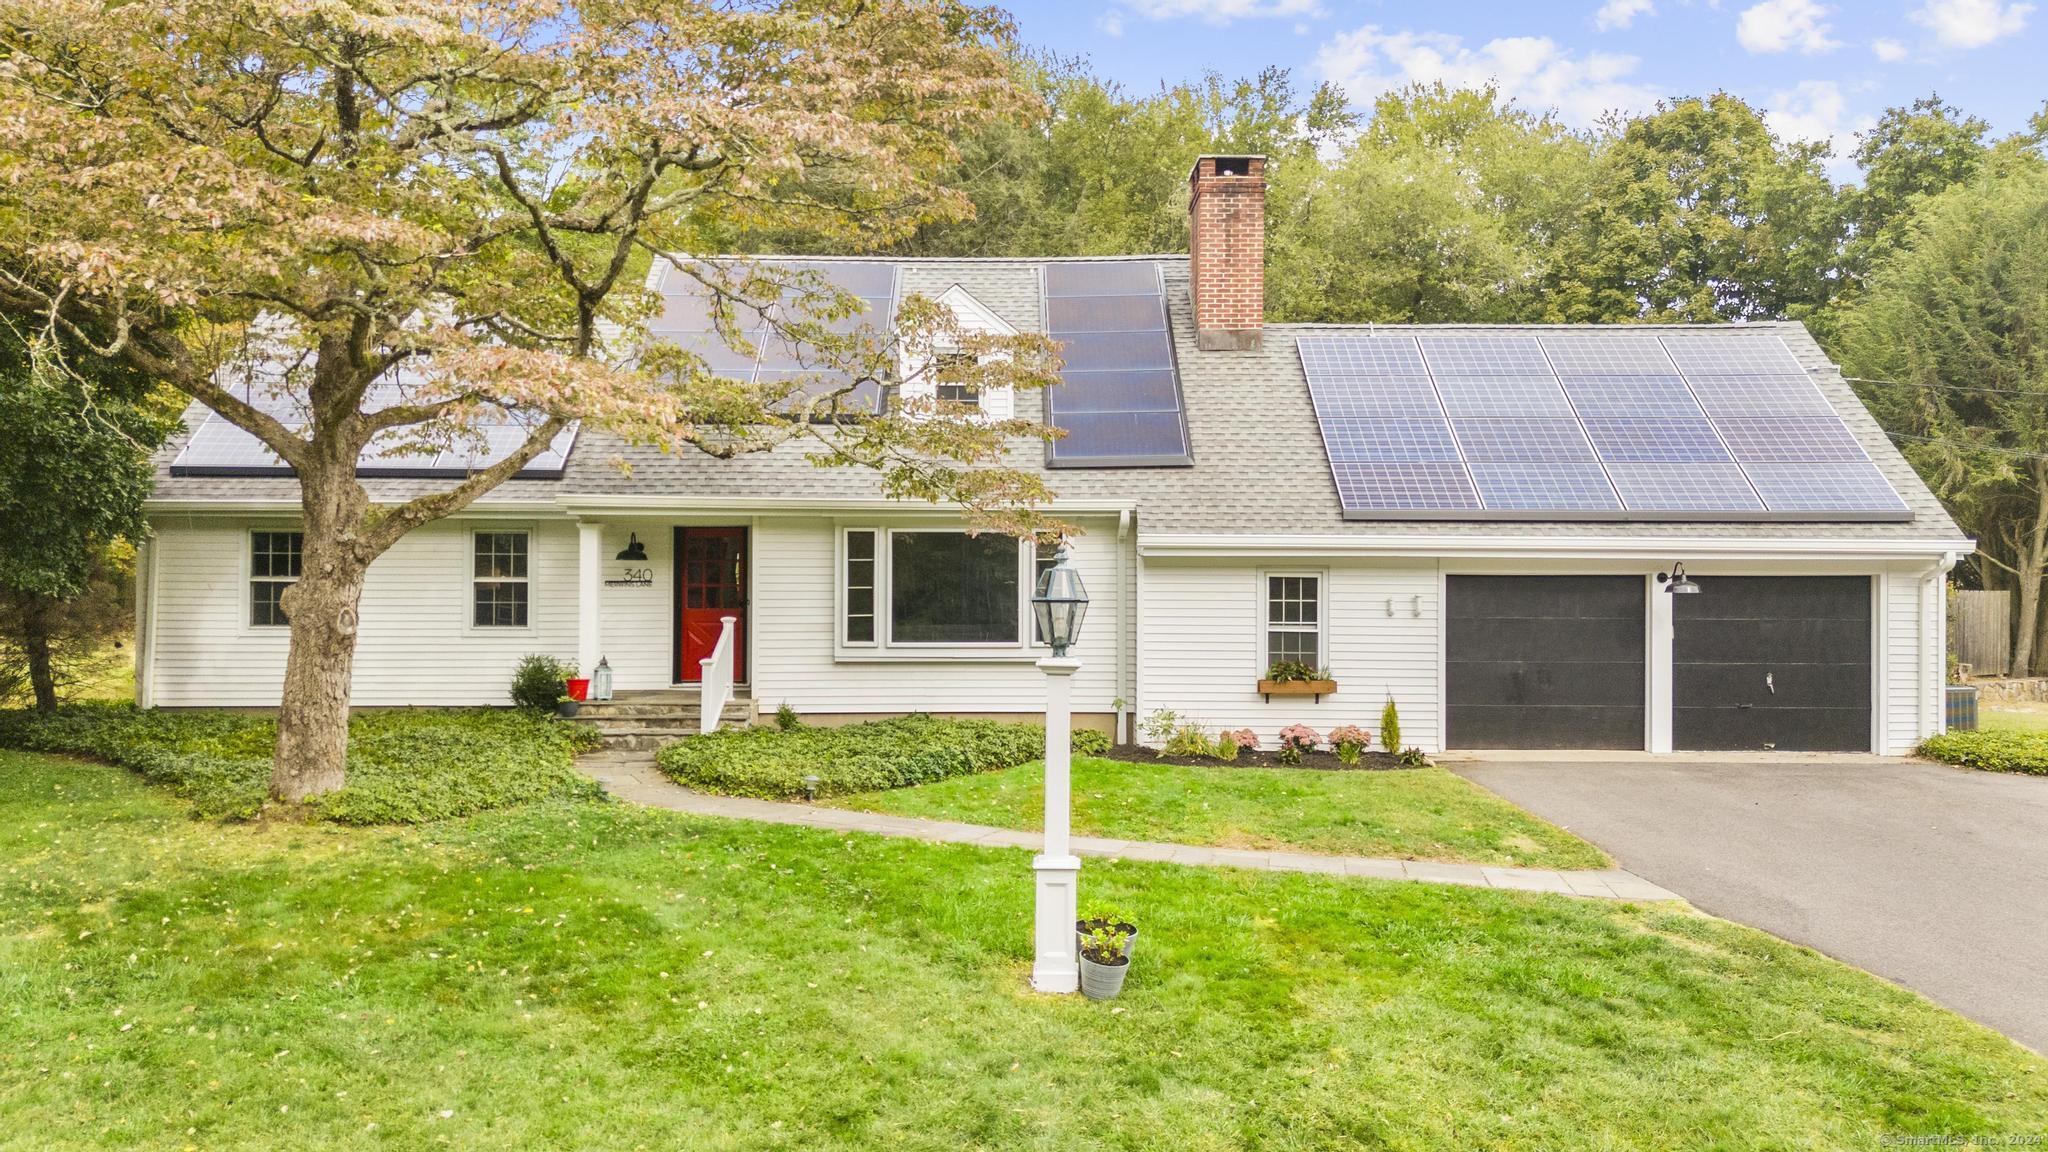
[170, 383, 577, 480]
[648, 260, 899, 415]
[1041, 262, 1193, 467]
[1298, 331, 1911, 521]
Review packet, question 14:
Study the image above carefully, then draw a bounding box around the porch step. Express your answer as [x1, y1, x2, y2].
[567, 691, 754, 752]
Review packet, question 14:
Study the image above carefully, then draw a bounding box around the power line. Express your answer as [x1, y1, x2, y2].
[1845, 375, 2048, 399]
[1882, 429, 2048, 462]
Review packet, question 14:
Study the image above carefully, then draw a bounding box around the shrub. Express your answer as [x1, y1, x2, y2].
[655, 714, 1111, 800]
[1277, 723, 1322, 766]
[0, 702, 601, 823]
[1396, 746, 1430, 768]
[1920, 730, 2048, 776]
[1214, 728, 1257, 760]
[1139, 708, 1180, 745]
[510, 654, 578, 712]
[775, 702, 803, 732]
[1380, 696, 1402, 755]
[1163, 720, 1216, 758]
[1328, 724, 1371, 765]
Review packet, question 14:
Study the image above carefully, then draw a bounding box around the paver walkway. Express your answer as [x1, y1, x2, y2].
[580, 752, 1678, 902]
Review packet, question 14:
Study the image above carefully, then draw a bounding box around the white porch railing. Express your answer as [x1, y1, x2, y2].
[699, 615, 738, 735]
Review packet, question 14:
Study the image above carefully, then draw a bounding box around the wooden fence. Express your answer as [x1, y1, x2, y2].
[1953, 589, 2012, 677]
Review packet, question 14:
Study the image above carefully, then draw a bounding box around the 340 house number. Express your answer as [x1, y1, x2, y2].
[606, 566, 655, 588]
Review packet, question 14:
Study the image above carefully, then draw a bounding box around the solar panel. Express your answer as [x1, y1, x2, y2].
[1435, 377, 1578, 420]
[1468, 463, 1621, 510]
[1605, 463, 1766, 512]
[170, 408, 577, 480]
[1298, 330, 1911, 520]
[648, 259, 898, 416]
[1450, 419, 1597, 462]
[1331, 463, 1480, 510]
[1580, 418, 1732, 463]
[1041, 261, 1192, 467]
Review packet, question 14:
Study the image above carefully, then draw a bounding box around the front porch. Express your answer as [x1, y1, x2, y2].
[568, 688, 756, 752]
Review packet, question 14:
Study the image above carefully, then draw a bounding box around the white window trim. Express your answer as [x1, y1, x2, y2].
[839, 527, 880, 648]
[833, 522, 1039, 661]
[467, 526, 536, 633]
[1258, 568, 1327, 674]
[895, 284, 1017, 422]
[243, 526, 304, 633]
[1029, 539, 1058, 649]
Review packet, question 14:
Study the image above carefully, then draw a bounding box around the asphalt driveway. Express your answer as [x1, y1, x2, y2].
[1449, 755, 2048, 1054]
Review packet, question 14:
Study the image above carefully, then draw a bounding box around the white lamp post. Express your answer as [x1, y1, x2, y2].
[1029, 540, 1089, 994]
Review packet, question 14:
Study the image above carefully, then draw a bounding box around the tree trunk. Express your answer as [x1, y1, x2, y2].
[270, 461, 372, 804]
[21, 595, 58, 714]
[2021, 468, 2048, 678]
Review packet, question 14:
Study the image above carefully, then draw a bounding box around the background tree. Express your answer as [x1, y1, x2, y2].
[0, 0, 1051, 801]
[0, 326, 174, 711]
[1550, 94, 1846, 323]
[1835, 166, 2048, 672]
[1841, 95, 1992, 282]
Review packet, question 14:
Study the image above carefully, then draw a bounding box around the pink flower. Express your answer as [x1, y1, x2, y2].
[1327, 725, 1370, 749]
[1225, 728, 1258, 750]
[1278, 724, 1322, 752]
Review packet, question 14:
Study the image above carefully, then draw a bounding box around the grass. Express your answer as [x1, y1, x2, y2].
[0, 704, 600, 823]
[2, 750, 2045, 1150]
[1979, 704, 2048, 734]
[828, 756, 1610, 870]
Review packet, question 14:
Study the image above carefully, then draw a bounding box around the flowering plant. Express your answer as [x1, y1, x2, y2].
[1277, 724, 1322, 765]
[1327, 724, 1371, 765]
[1214, 727, 1259, 760]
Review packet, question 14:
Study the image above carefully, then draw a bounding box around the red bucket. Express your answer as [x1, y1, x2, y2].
[565, 678, 591, 702]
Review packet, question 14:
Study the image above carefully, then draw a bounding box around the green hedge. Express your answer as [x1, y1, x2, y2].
[1919, 729, 2048, 776]
[656, 714, 1111, 800]
[0, 703, 602, 823]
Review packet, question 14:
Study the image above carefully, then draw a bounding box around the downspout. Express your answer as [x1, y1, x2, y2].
[1116, 509, 1133, 745]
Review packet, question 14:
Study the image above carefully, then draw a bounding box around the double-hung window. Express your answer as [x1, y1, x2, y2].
[1265, 574, 1322, 670]
[473, 531, 530, 628]
[932, 351, 981, 407]
[249, 531, 302, 627]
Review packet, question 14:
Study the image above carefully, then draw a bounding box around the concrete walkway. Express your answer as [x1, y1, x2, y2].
[579, 753, 1679, 902]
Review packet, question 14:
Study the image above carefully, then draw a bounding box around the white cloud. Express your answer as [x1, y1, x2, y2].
[1313, 25, 1660, 128]
[1871, 36, 1910, 60]
[1121, 0, 1322, 23]
[1596, 0, 1655, 30]
[1909, 0, 2032, 47]
[1765, 80, 1873, 180]
[1097, 9, 1126, 36]
[1736, 0, 1841, 53]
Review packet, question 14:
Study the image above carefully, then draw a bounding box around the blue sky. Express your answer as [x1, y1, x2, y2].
[1005, 0, 2041, 179]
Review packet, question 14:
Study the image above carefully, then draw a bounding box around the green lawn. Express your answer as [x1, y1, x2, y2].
[4, 751, 2045, 1149]
[1980, 704, 2048, 734]
[828, 756, 1610, 870]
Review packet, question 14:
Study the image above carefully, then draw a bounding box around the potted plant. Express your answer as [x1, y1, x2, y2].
[1258, 660, 1337, 701]
[1077, 923, 1133, 1000]
[1077, 905, 1139, 958]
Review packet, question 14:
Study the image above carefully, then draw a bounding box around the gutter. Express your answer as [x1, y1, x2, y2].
[1138, 533, 1979, 562]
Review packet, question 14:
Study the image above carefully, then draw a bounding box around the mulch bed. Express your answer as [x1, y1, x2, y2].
[1098, 742, 1416, 772]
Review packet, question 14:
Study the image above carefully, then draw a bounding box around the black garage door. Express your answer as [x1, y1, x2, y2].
[1447, 576, 1646, 749]
[1674, 576, 1871, 752]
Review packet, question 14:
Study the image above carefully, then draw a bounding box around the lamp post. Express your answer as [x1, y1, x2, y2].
[1029, 540, 1089, 994]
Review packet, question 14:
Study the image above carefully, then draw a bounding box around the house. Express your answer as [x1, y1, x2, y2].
[133, 156, 1974, 755]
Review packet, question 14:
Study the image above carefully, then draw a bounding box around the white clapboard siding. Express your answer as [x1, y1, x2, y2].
[1883, 564, 1937, 754]
[147, 517, 578, 706]
[1136, 557, 1442, 752]
[748, 515, 1122, 715]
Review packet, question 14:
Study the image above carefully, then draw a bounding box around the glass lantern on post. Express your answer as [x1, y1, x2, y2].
[1032, 541, 1089, 657]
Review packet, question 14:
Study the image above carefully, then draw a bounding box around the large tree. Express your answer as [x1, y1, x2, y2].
[1835, 164, 2048, 672]
[1549, 93, 1846, 323]
[0, 0, 1054, 800]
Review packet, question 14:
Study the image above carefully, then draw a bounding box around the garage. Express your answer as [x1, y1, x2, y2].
[1447, 575, 1646, 749]
[1673, 576, 1872, 752]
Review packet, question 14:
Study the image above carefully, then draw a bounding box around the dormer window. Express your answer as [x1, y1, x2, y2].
[933, 351, 981, 407]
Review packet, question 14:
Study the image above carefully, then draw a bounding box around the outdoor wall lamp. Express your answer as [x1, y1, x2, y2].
[1658, 562, 1702, 594]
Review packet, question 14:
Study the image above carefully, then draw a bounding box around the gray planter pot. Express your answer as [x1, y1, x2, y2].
[555, 700, 580, 718]
[1078, 952, 1129, 1000]
[1077, 919, 1138, 959]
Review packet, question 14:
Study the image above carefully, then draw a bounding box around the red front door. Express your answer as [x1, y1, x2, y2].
[676, 527, 746, 683]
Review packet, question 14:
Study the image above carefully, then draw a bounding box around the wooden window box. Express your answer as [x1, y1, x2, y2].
[1257, 679, 1337, 702]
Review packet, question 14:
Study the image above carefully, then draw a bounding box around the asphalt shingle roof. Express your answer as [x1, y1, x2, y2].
[146, 255, 1969, 546]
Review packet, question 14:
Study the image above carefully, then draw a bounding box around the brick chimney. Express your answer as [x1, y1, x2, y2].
[1187, 154, 1266, 351]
